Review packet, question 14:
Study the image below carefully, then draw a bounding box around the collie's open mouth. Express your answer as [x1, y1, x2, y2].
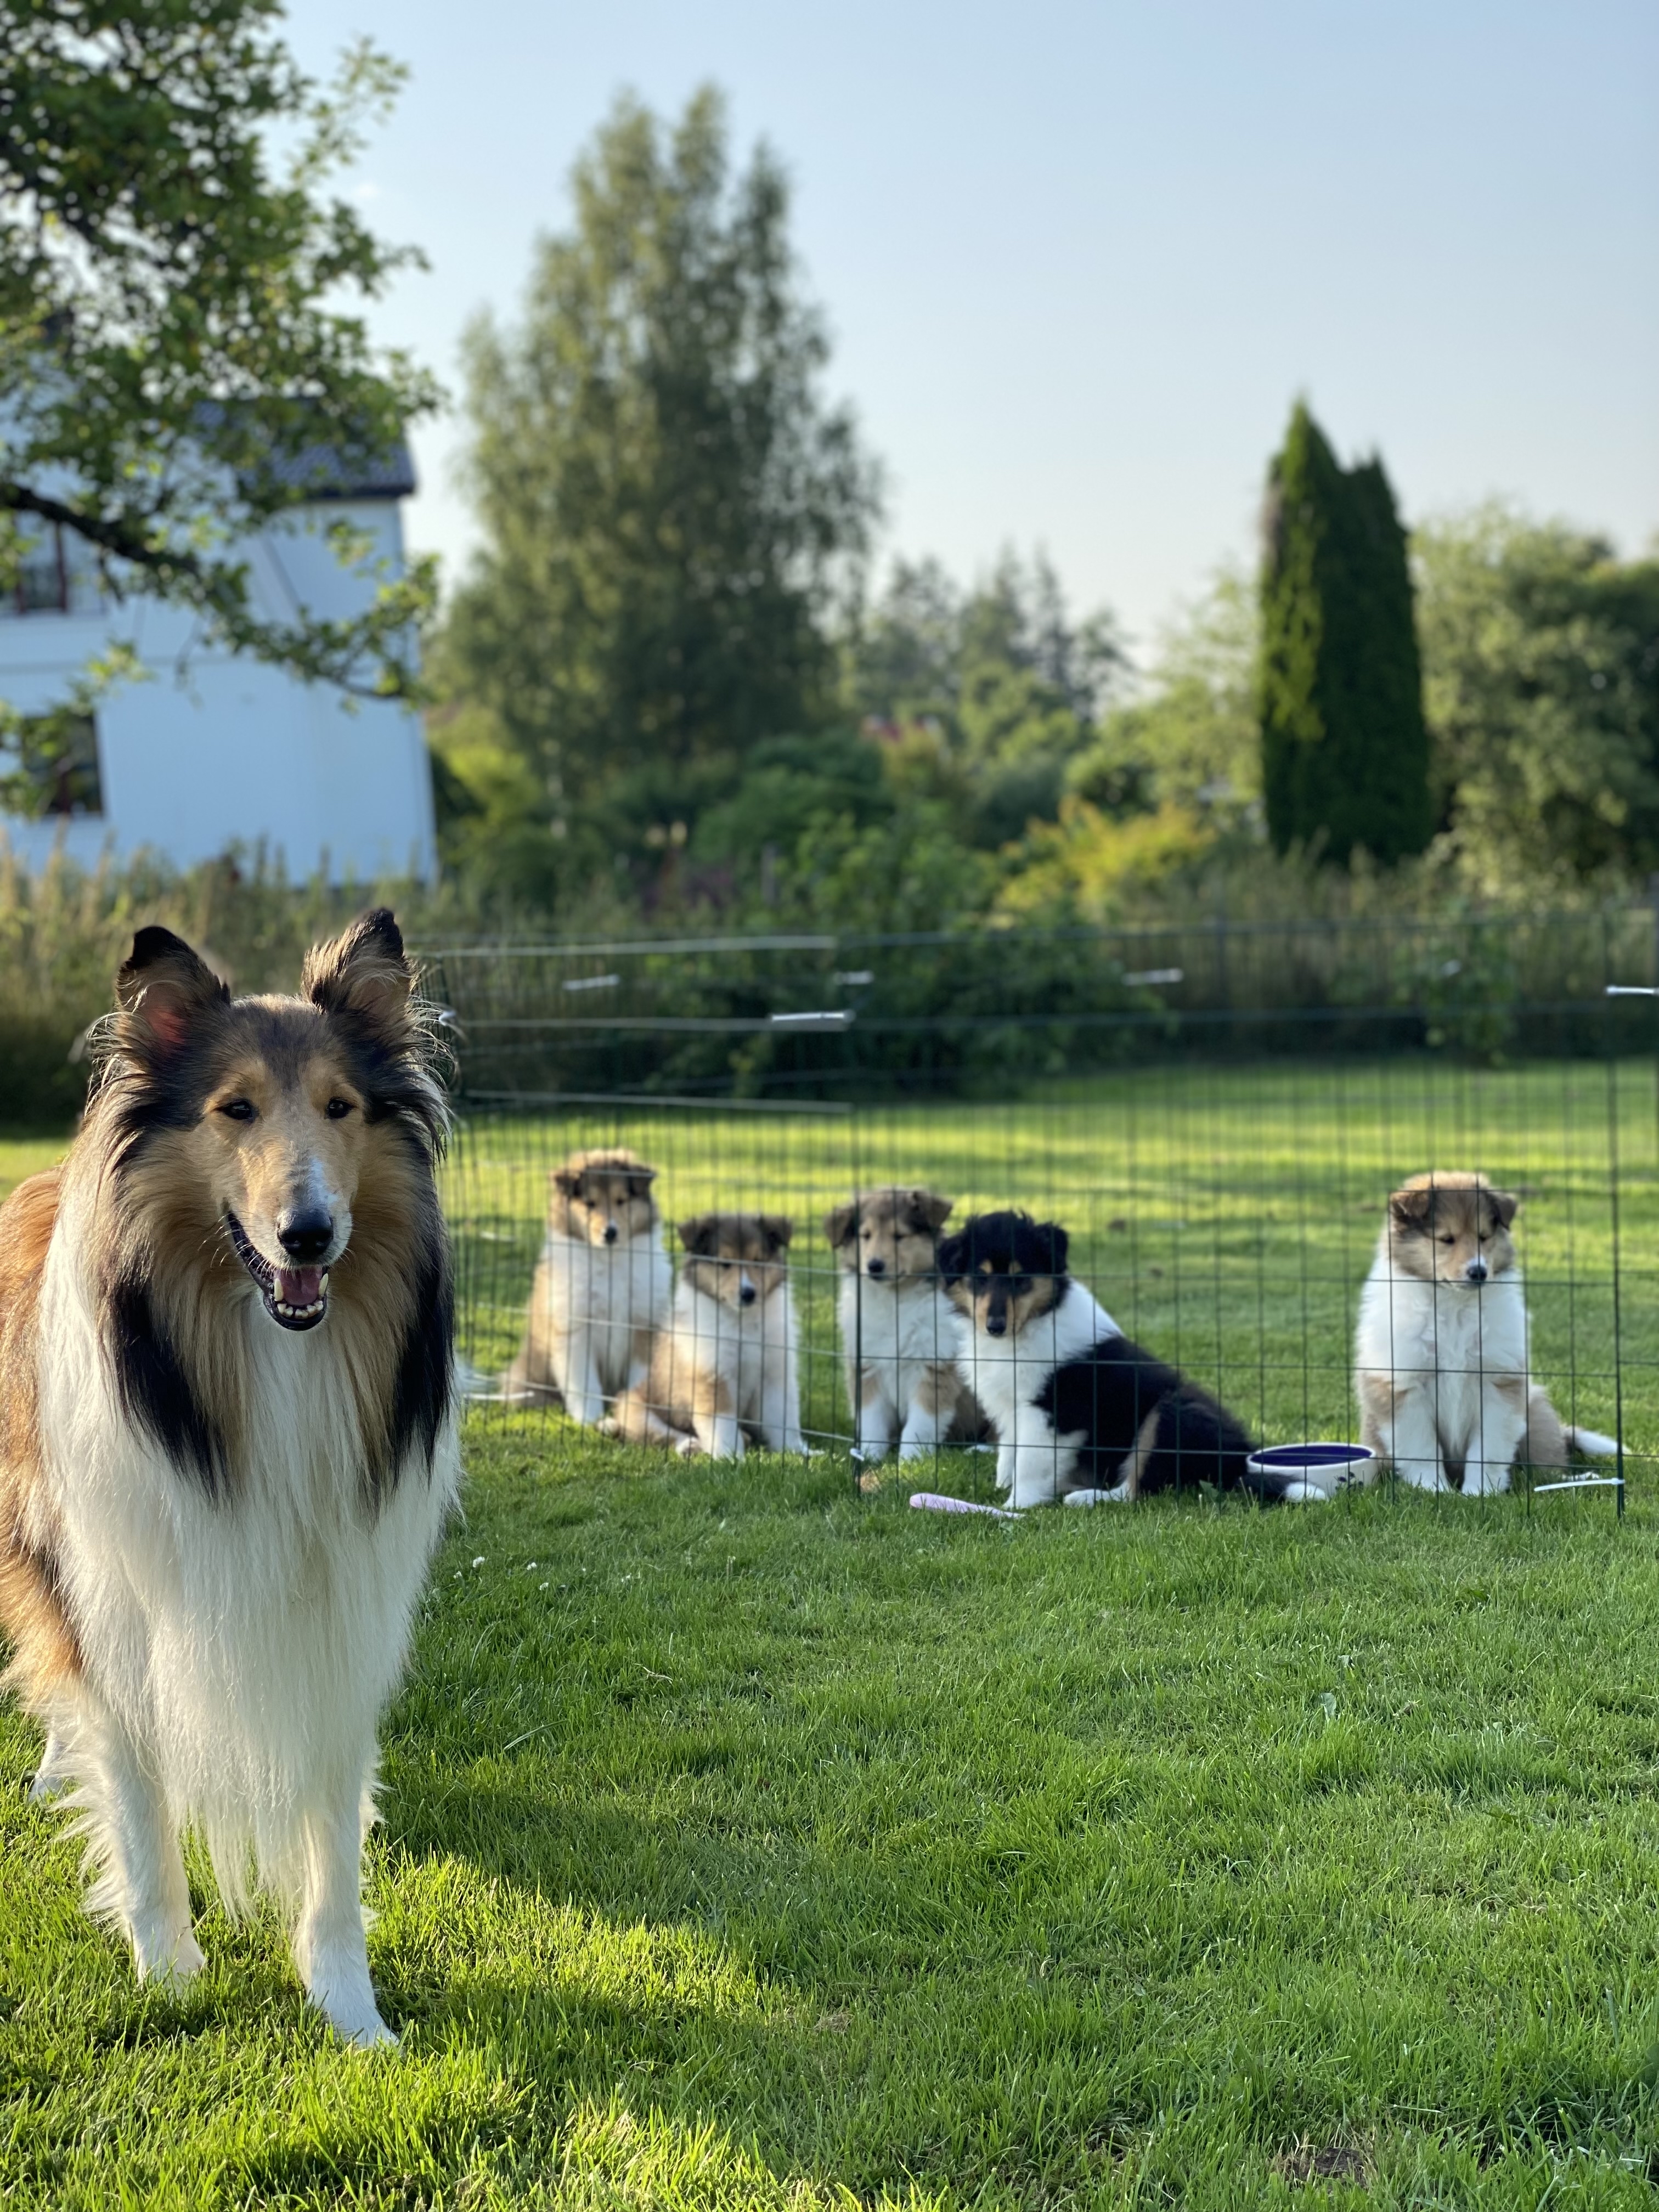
[225, 1211, 330, 1331]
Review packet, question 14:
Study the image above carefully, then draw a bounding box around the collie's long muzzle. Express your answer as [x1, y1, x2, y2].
[225, 1210, 331, 1331]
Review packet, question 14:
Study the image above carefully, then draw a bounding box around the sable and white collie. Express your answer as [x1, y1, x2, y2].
[0, 912, 458, 2047]
[1354, 1172, 1616, 1494]
[603, 1213, 805, 1459]
[937, 1211, 1317, 1508]
[500, 1148, 671, 1422]
[825, 1186, 984, 1464]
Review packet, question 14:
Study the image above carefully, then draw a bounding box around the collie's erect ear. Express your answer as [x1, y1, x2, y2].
[1389, 1183, 1435, 1229]
[824, 1200, 857, 1249]
[551, 1160, 585, 1197]
[760, 1214, 794, 1255]
[1034, 1221, 1069, 1274]
[679, 1215, 717, 1256]
[623, 1163, 658, 1192]
[909, 1188, 953, 1234]
[302, 909, 413, 1034]
[116, 927, 228, 1056]
[1485, 1184, 1520, 1229]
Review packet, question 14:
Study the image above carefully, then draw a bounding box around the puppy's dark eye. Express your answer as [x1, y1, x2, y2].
[218, 1098, 255, 1122]
[1439, 1233, 1456, 1245]
[325, 1098, 354, 1120]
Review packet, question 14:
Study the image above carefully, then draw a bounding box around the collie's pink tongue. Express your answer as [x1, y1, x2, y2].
[276, 1266, 325, 1308]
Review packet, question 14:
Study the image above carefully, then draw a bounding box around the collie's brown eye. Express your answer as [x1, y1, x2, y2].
[218, 1098, 255, 1122]
[325, 1098, 354, 1120]
[1440, 1233, 1456, 1244]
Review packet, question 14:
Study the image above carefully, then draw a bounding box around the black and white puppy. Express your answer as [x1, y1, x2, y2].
[936, 1210, 1315, 1508]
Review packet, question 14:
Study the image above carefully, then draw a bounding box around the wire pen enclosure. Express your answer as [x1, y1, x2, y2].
[426, 913, 1659, 1508]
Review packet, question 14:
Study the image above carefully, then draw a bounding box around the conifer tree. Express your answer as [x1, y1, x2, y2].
[1259, 403, 1432, 863]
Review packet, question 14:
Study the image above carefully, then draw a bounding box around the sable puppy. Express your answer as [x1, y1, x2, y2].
[603, 1212, 806, 1459]
[500, 1147, 671, 1423]
[824, 1186, 985, 1463]
[938, 1210, 1314, 1508]
[1352, 1172, 1616, 1494]
[0, 912, 458, 2046]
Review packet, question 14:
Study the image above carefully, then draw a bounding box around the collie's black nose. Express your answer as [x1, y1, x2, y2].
[739, 1281, 758, 1306]
[278, 1209, 334, 1263]
[985, 1312, 1007, 1337]
[866, 1256, 886, 1276]
[603, 1222, 619, 1244]
[1465, 1258, 1488, 1283]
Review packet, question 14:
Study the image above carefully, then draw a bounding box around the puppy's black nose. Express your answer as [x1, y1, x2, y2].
[739, 1282, 758, 1306]
[985, 1313, 1007, 1337]
[277, 1209, 333, 1263]
[1465, 1259, 1488, 1283]
[603, 1222, 619, 1244]
[865, 1256, 885, 1276]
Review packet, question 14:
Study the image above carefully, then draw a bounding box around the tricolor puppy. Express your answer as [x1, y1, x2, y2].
[825, 1187, 984, 1463]
[500, 1147, 671, 1423]
[1353, 1172, 1615, 1493]
[603, 1213, 806, 1459]
[0, 912, 457, 2047]
[938, 1210, 1314, 1508]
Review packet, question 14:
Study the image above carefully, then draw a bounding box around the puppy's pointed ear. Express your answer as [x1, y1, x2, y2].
[1390, 1183, 1434, 1229]
[116, 927, 228, 1057]
[552, 1161, 585, 1197]
[910, 1188, 953, 1233]
[624, 1163, 658, 1192]
[760, 1214, 794, 1255]
[679, 1215, 716, 1256]
[1036, 1222, 1069, 1274]
[302, 909, 413, 1035]
[825, 1201, 857, 1250]
[935, 1230, 967, 1284]
[1486, 1186, 1520, 1229]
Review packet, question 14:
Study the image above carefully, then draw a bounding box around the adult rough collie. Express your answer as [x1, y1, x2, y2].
[938, 1210, 1316, 1508]
[0, 911, 457, 2046]
[1354, 1172, 1616, 1493]
[825, 1186, 983, 1465]
[500, 1148, 671, 1421]
[602, 1213, 805, 1459]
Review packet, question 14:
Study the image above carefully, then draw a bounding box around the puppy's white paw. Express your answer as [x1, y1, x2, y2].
[1063, 1486, 1128, 1507]
[674, 1432, 702, 1459]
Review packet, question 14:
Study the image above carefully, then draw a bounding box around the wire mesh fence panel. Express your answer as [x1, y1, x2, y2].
[427, 917, 1659, 1513]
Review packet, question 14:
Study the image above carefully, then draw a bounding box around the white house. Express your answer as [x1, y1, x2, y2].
[0, 444, 437, 883]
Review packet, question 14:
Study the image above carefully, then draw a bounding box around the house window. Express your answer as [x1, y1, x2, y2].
[10, 714, 103, 816]
[14, 523, 69, 613]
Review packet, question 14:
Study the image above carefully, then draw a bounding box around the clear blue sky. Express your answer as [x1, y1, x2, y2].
[285, 0, 1657, 658]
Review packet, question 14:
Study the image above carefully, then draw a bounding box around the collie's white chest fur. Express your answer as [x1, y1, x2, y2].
[1355, 1249, 1530, 1491]
[954, 1283, 1120, 1504]
[837, 1273, 962, 1459]
[35, 1206, 459, 1906]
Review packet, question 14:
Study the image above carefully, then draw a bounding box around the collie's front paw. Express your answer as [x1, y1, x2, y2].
[134, 1926, 206, 1985]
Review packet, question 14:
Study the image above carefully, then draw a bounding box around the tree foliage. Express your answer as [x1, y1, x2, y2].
[1258, 403, 1432, 865]
[1415, 507, 1659, 888]
[441, 87, 879, 847]
[0, 0, 438, 736]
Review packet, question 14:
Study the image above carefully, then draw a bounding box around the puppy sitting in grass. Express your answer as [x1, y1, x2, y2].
[938, 1210, 1318, 1508]
[501, 1147, 672, 1424]
[1354, 1172, 1616, 1493]
[603, 1213, 806, 1459]
[825, 1186, 985, 1465]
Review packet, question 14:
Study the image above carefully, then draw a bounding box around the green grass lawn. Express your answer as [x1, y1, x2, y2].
[5, 1435, 1659, 2208]
[7, 1062, 1659, 2208]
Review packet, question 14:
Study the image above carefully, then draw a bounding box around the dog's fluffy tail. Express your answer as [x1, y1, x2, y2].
[1565, 1424, 1620, 1459]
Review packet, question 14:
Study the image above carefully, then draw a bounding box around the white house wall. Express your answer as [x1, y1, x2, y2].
[0, 499, 436, 884]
